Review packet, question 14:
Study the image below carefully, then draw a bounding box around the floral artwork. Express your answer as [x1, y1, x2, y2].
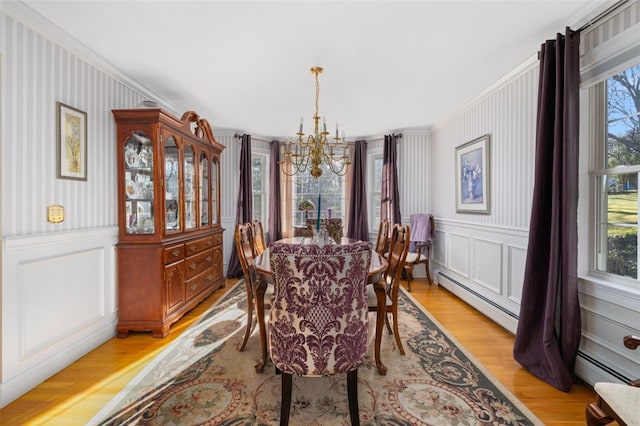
[56, 102, 87, 181]
[456, 135, 490, 213]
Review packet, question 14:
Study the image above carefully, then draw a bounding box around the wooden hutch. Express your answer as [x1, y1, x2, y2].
[112, 108, 225, 337]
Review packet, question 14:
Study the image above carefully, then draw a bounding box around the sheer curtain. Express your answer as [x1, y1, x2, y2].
[381, 134, 401, 225]
[268, 140, 283, 244]
[513, 27, 582, 392]
[226, 134, 253, 278]
[346, 140, 369, 241]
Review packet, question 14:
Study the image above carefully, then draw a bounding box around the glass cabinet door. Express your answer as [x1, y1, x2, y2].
[199, 151, 210, 227]
[184, 145, 196, 230]
[124, 131, 154, 234]
[164, 136, 180, 233]
[212, 156, 219, 225]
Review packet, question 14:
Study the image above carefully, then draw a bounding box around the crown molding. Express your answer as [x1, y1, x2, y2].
[1, 0, 182, 115]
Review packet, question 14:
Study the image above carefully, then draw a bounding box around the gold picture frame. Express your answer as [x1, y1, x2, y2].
[56, 101, 87, 181]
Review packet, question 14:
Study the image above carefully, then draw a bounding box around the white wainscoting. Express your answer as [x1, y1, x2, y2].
[1, 227, 118, 407]
[432, 219, 528, 334]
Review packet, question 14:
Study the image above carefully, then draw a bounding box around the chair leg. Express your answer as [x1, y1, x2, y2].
[239, 279, 255, 352]
[347, 369, 360, 426]
[280, 372, 293, 426]
[585, 402, 614, 425]
[391, 303, 405, 355]
[404, 264, 413, 292]
[384, 311, 393, 334]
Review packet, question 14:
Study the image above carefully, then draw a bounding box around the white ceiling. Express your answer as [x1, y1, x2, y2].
[21, 0, 610, 139]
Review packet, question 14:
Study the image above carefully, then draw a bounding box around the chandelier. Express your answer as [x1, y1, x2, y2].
[279, 66, 350, 179]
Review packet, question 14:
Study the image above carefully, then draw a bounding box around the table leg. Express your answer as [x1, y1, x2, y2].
[374, 280, 388, 375]
[254, 273, 268, 373]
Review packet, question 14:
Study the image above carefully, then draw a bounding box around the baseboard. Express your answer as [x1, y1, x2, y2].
[0, 316, 117, 407]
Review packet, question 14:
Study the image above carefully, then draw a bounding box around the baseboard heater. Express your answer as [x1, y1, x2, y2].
[438, 272, 518, 320]
[438, 272, 630, 384]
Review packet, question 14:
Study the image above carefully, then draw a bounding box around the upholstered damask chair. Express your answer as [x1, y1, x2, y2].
[268, 241, 372, 426]
[586, 334, 640, 426]
[404, 213, 435, 291]
[368, 223, 411, 355]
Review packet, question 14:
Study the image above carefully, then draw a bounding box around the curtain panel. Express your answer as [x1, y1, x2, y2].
[226, 134, 253, 278]
[513, 27, 581, 392]
[382, 134, 402, 225]
[268, 140, 283, 244]
[346, 140, 369, 241]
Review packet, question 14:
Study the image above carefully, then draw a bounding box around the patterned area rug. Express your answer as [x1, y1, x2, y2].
[90, 281, 542, 425]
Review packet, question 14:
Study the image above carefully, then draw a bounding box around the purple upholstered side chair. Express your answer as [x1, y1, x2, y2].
[268, 241, 372, 426]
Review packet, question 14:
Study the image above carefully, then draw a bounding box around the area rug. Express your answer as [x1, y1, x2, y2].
[90, 280, 542, 425]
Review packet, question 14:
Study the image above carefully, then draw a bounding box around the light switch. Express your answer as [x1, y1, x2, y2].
[47, 205, 64, 223]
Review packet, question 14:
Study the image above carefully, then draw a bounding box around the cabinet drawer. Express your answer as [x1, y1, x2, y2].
[164, 244, 185, 264]
[186, 268, 215, 299]
[213, 233, 223, 246]
[185, 248, 214, 279]
[185, 236, 214, 255]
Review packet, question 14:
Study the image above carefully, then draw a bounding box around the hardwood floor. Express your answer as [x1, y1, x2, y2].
[1, 278, 596, 425]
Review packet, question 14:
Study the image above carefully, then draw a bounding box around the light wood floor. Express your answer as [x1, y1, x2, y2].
[1, 278, 596, 425]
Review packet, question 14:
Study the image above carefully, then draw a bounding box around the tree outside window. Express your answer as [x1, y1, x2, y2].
[596, 64, 640, 279]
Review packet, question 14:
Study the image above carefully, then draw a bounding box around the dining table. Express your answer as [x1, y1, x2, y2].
[252, 237, 391, 375]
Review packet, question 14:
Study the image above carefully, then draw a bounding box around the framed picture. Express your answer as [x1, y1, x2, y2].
[455, 134, 490, 214]
[56, 102, 87, 181]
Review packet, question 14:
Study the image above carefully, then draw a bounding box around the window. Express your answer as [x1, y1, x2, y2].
[593, 63, 640, 279]
[370, 155, 383, 227]
[252, 153, 268, 227]
[292, 163, 345, 226]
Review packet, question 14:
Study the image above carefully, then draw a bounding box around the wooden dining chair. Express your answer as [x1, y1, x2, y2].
[268, 241, 372, 426]
[374, 219, 390, 255]
[368, 223, 411, 355]
[403, 213, 435, 291]
[586, 334, 640, 425]
[251, 220, 266, 256]
[235, 222, 260, 352]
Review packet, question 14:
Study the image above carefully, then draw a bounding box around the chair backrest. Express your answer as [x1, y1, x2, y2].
[251, 220, 266, 256]
[268, 241, 372, 376]
[234, 223, 256, 282]
[385, 224, 411, 285]
[374, 220, 390, 255]
[408, 213, 434, 252]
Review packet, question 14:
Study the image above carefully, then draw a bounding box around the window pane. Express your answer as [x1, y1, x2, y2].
[596, 173, 638, 278]
[293, 163, 344, 227]
[606, 65, 640, 167]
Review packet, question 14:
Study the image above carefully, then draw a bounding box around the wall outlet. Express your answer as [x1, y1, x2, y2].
[47, 205, 64, 223]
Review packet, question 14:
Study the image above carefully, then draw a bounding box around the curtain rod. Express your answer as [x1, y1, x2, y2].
[577, 0, 628, 33]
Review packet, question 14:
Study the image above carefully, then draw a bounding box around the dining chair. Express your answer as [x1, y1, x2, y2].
[251, 220, 266, 256]
[235, 222, 261, 352]
[268, 241, 372, 426]
[368, 223, 411, 355]
[586, 334, 640, 426]
[403, 213, 435, 291]
[374, 219, 390, 255]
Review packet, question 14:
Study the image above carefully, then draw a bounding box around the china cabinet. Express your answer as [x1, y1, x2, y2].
[112, 108, 225, 337]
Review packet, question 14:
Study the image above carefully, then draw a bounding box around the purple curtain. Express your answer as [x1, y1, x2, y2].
[268, 140, 283, 245]
[513, 28, 581, 392]
[347, 140, 369, 241]
[226, 134, 253, 278]
[382, 134, 401, 225]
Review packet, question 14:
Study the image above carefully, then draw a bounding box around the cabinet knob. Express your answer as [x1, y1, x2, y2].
[189, 245, 197, 252]
[172, 249, 180, 257]
[207, 275, 213, 281]
[190, 263, 197, 270]
[206, 256, 212, 263]
[207, 240, 213, 246]
[190, 284, 197, 291]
